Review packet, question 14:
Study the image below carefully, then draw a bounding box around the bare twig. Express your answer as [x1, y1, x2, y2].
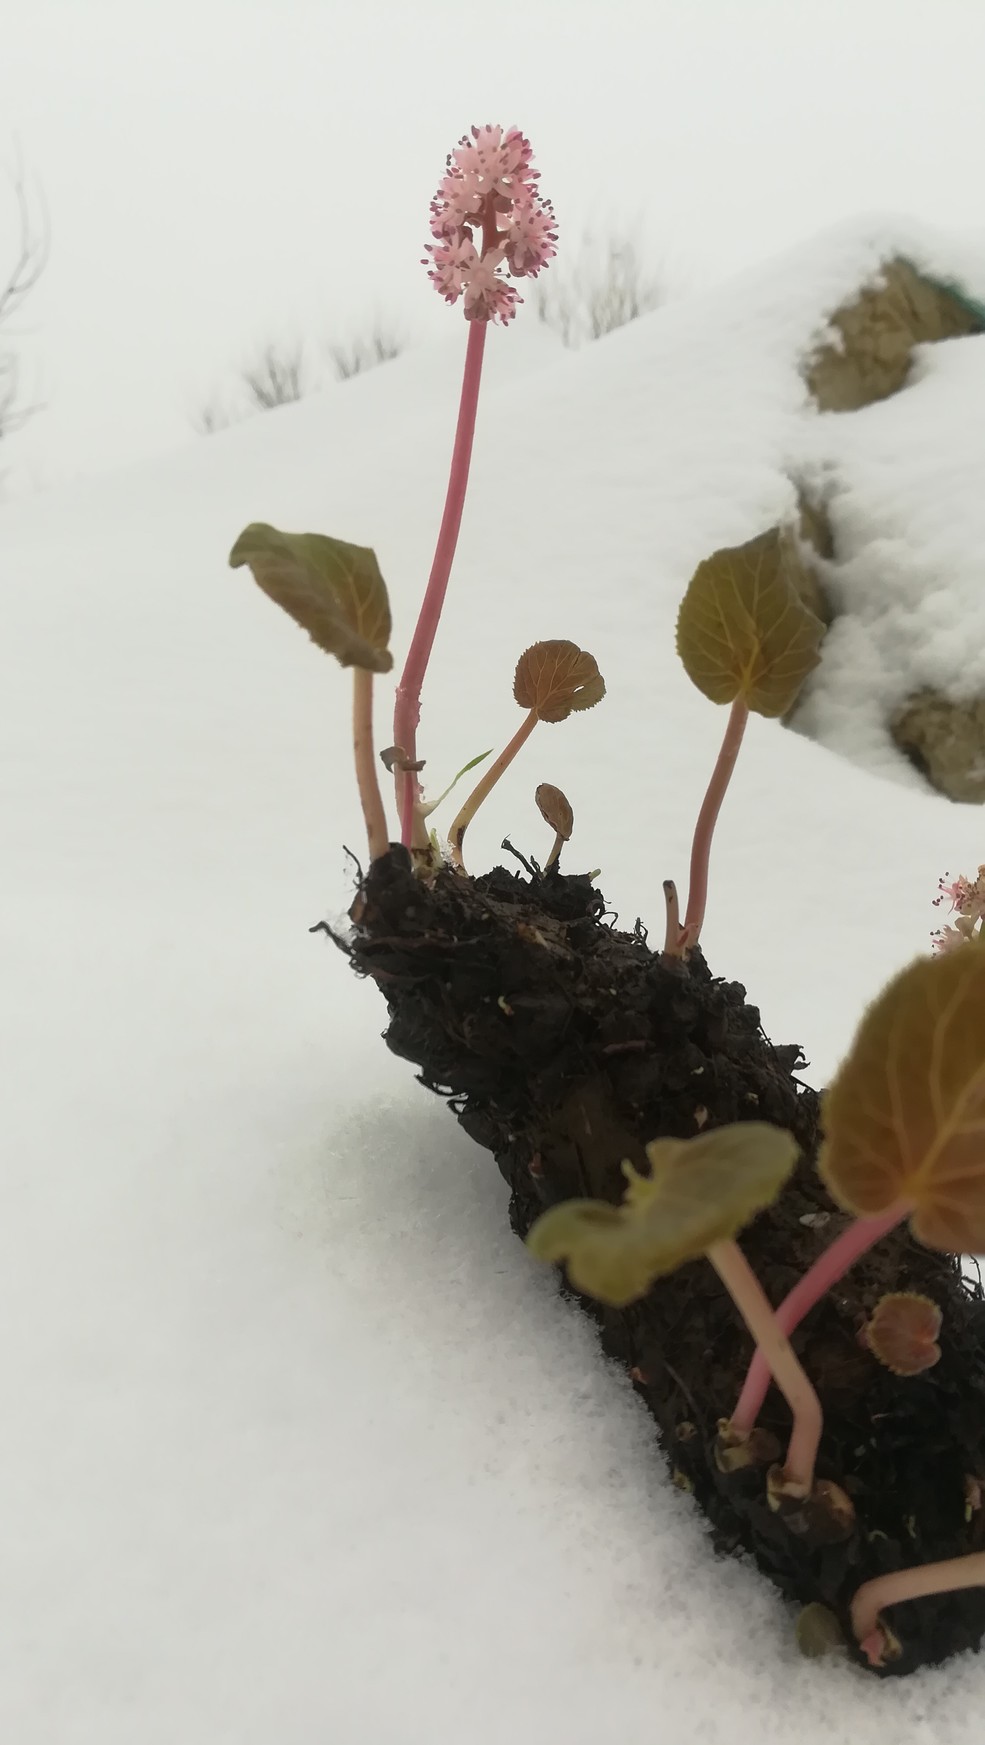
[0, 153, 49, 445]
[194, 321, 406, 433]
[329, 323, 404, 381]
[535, 232, 664, 349]
[242, 338, 306, 411]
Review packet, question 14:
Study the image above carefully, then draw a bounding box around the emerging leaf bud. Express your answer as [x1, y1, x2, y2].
[864, 1292, 942, 1375]
[535, 781, 574, 869]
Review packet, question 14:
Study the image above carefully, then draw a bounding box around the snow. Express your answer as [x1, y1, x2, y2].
[2, 215, 985, 1741]
[791, 334, 985, 782]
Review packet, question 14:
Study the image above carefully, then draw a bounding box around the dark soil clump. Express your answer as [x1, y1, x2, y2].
[340, 845, 985, 1674]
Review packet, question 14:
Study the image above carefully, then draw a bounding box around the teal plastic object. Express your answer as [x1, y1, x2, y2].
[900, 257, 985, 329]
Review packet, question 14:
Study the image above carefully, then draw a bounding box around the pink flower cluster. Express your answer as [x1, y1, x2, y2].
[425, 125, 557, 324]
[931, 864, 985, 953]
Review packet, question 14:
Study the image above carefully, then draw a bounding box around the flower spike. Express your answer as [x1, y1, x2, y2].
[423, 124, 556, 323]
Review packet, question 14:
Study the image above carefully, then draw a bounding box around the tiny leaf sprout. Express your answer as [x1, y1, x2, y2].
[448, 640, 603, 870]
[863, 1292, 942, 1376]
[381, 745, 495, 861]
[419, 749, 494, 819]
[795, 1603, 847, 1660]
[535, 782, 574, 869]
[229, 523, 393, 863]
[669, 527, 824, 955]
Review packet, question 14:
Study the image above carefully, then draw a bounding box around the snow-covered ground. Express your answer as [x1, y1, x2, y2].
[2, 218, 984, 1742]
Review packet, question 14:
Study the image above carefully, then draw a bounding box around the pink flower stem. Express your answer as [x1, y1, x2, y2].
[731, 1204, 907, 1433]
[680, 698, 749, 950]
[393, 318, 488, 845]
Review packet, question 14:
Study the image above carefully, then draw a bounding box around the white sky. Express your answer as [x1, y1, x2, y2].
[3, 0, 985, 489]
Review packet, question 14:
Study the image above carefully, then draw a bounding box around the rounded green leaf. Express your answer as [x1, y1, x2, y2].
[229, 521, 393, 673]
[675, 527, 824, 717]
[527, 1200, 658, 1306]
[526, 1123, 797, 1306]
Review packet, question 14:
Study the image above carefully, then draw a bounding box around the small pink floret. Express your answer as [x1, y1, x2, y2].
[931, 864, 985, 951]
[500, 186, 558, 277]
[932, 923, 970, 955]
[461, 248, 520, 323]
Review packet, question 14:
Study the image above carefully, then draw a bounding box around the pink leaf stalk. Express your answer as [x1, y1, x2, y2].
[447, 708, 538, 870]
[709, 1239, 822, 1498]
[852, 1552, 985, 1666]
[352, 668, 390, 865]
[392, 126, 557, 844]
[732, 1204, 907, 1433]
[679, 697, 749, 950]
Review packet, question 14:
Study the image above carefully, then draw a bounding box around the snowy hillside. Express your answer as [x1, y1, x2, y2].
[2, 217, 984, 1743]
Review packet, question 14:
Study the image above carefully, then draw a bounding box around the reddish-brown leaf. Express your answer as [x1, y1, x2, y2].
[865, 1292, 942, 1376]
[513, 640, 605, 722]
[535, 782, 574, 841]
